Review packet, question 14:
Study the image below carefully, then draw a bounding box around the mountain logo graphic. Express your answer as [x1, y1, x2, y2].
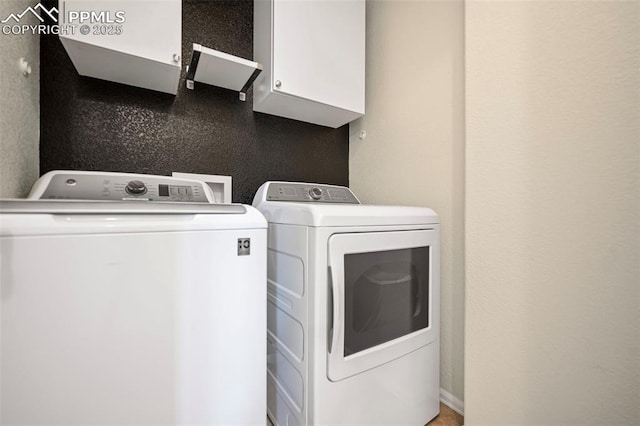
[1, 3, 59, 24]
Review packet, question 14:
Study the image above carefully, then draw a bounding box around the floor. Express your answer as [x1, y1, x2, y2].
[426, 403, 464, 426]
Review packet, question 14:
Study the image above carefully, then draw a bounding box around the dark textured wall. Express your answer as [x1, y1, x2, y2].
[40, 0, 348, 204]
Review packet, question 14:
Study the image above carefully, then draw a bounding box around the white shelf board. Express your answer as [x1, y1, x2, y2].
[186, 43, 262, 100]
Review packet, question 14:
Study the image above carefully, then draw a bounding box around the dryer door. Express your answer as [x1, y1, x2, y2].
[327, 229, 439, 382]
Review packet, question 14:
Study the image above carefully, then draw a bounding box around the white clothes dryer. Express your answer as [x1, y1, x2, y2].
[0, 171, 267, 425]
[253, 181, 440, 426]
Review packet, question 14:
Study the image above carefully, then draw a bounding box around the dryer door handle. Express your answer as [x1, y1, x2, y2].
[327, 264, 343, 357]
[327, 266, 333, 353]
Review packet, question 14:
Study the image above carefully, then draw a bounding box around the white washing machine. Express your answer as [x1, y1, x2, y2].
[0, 171, 267, 425]
[253, 182, 440, 426]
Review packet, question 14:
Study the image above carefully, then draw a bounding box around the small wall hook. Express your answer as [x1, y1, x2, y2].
[19, 58, 31, 76]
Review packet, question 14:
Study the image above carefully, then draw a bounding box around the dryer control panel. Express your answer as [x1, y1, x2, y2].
[29, 171, 215, 203]
[264, 182, 360, 204]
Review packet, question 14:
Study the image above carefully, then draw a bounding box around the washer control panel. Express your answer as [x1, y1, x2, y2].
[265, 182, 359, 204]
[30, 171, 214, 203]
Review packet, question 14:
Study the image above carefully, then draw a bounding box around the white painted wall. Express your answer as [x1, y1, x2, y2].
[465, 1, 639, 424]
[0, 0, 40, 198]
[349, 0, 465, 405]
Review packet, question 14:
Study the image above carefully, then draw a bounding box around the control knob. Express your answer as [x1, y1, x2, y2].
[309, 187, 323, 200]
[125, 180, 147, 195]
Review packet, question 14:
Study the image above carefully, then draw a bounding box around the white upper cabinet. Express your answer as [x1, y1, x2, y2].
[253, 0, 365, 128]
[59, 0, 181, 94]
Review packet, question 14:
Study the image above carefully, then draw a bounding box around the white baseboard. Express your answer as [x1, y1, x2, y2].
[440, 388, 464, 416]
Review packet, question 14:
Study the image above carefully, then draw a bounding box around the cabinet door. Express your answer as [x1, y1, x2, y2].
[272, 0, 365, 115]
[59, 0, 180, 65]
[59, 0, 181, 94]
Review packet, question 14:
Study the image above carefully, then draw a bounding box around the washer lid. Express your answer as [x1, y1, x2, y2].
[255, 202, 439, 227]
[0, 200, 246, 215]
[0, 200, 267, 236]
